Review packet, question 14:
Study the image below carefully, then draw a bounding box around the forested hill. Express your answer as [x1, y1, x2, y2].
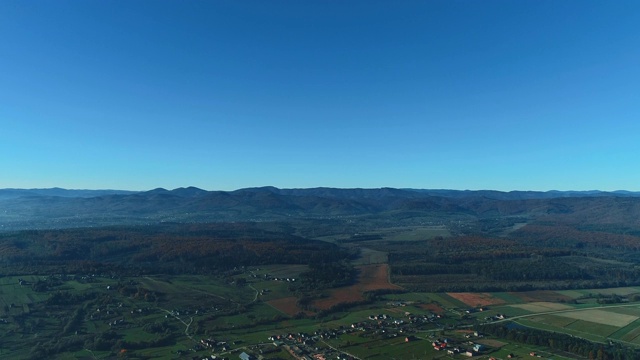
[1, 186, 640, 230]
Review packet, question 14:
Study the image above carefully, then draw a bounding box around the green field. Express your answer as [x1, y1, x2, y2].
[557, 287, 640, 298]
[140, 275, 256, 305]
[0, 276, 49, 309]
[492, 292, 526, 304]
[490, 344, 576, 360]
[565, 320, 619, 339]
[426, 293, 468, 309]
[526, 314, 578, 327]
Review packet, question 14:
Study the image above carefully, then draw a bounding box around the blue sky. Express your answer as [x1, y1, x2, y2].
[1, 1, 639, 191]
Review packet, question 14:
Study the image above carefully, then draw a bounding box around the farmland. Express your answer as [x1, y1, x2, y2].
[5, 260, 640, 360]
[4, 190, 640, 359]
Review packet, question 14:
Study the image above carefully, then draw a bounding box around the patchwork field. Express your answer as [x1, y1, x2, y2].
[502, 303, 640, 347]
[419, 292, 468, 308]
[557, 309, 638, 327]
[615, 319, 640, 343]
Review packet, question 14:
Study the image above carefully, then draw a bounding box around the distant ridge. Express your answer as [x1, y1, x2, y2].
[1, 186, 640, 231]
[0, 188, 138, 200]
[2, 186, 638, 201]
[402, 189, 640, 200]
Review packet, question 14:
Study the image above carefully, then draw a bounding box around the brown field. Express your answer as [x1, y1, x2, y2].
[510, 290, 571, 302]
[267, 297, 310, 316]
[313, 264, 402, 310]
[446, 292, 506, 307]
[419, 302, 445, 314]
[477, 339, 507, 348]
[511, 302, 573, 313]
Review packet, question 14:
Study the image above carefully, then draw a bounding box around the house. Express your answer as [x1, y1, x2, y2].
[239, 352, 253, 360]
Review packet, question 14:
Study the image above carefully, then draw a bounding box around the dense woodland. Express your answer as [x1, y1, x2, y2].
[0, 223, 353, 277]
[3, 218, 640, 293]
[384, 220, 640, 291]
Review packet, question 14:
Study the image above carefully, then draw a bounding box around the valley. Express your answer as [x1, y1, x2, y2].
[2, 187, 640, 359]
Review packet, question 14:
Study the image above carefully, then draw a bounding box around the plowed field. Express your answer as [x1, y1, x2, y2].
[314, 264, 402, 310]
[446, 292, 506, 307]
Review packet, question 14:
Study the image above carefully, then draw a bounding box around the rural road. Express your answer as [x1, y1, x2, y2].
[249, 284, 259, 303]
[160, 308, 194, 341]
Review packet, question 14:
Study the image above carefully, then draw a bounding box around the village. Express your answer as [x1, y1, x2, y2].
[2, 270, 517, 360]
[185, 305, 500, 360]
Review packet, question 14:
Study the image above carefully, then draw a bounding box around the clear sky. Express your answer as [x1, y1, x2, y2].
[1, 1, 639, 191]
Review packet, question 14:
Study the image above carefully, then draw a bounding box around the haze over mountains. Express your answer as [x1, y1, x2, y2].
[1, 186, 640, 231]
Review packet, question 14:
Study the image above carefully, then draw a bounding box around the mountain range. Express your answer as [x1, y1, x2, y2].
[1, 186, 640, 231]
